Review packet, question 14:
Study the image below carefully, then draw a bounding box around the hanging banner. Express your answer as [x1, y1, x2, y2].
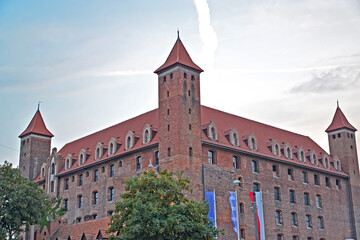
[229, 191, 239, 236]
[205, 191, 216, 228]
[249, 192, 266, 240]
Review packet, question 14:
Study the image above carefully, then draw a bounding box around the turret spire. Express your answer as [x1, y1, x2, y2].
[326, 105, 357, 133]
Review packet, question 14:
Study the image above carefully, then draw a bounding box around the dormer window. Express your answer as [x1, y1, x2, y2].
[270, 139, 280, 157]
[95, 142, 104, 160]
[334, 156, 341, 171]
[308, 150, 318, 165]
[282, 142, 292, 159]
[206, 121, 218, 141]
[226, 127, 239, 146]
[108, 137, 119, 156]
[66, 153, 73, 169]
[244, 132, 257, 151]
[125, 131, 136, 150]
[78, 149, 87, 166]
[142, 124, 153, 145]
[296, 146, 305, 162]
[322, 154, 330, 169]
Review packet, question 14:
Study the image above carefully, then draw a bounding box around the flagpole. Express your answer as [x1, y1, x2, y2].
[235, 189, 240, 240]
[214, 190, 217, 228]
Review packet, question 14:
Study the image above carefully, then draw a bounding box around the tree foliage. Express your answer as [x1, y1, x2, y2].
[0, 161, 64, 240]
[108, 169, 221, 240]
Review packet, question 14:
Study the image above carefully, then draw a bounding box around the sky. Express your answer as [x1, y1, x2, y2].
[1, 0, 360, 167]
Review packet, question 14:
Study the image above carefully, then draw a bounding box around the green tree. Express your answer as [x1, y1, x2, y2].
[0, 161, 64, 240]
[108, 169, 221, 240]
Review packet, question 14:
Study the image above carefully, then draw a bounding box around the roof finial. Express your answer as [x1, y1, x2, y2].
[337, 100, 339, 108]
[177, 28, 180, 40]
[37, 101, 42, 111]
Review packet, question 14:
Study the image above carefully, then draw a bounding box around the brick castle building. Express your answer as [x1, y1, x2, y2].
[19, 35, 360, 240]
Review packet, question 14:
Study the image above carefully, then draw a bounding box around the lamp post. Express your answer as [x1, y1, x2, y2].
[233, 180, 260, 240]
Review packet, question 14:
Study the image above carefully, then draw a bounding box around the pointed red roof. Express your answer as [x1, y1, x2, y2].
[19, 110, 54, 138]
[326, 107, 357, 132]
[154, 38, 203, 74]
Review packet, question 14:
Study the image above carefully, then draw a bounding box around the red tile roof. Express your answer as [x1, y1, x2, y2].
[55, 106, 346, 177]
[201, 106, 347, 176]
[326, 107, 357, 133]
[154, 38, 203, 73]
[19, 110, 54, 138]
[50, 218, 109, 239]
[57, 109, 159, 175]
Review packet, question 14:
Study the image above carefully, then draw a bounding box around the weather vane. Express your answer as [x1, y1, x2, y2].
[37, 101, 42, 111]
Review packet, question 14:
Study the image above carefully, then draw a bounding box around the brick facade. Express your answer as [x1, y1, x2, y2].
[19, 37, 360, 240]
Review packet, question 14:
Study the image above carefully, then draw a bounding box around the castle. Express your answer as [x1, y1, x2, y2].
[19, 35, 360, 240]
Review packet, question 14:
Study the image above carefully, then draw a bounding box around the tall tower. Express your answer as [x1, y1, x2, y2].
[19, 108, 53, 181]
[326, 105, 360, 240]
[154, 34, 203, 172]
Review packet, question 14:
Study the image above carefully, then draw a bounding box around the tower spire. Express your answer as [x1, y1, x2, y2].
[177, 29, 180, 40]
[337, 100, 339, 108]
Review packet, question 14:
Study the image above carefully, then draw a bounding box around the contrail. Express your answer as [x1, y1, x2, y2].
[193, 0, 218, 70]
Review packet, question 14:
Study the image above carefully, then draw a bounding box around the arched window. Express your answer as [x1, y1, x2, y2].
[233, 133, 238, 146]
[275, 144, 280, 156]
[313, 154, 317, 165]
[109, 143, 114, 155]
[41, 167, 45, 178]
[80, 154, 84, 165]
[300, 151, 305, 162]
[287, 148, 291, 159]
[96, 148, 100, 160]
[127, 136, 131, 149]
[144, 130, 149, 143]
[66, 159, 70, 169]
[51, 163, 55, 175]
[251, 138, 256, 150]
[211, 127, 216, 140]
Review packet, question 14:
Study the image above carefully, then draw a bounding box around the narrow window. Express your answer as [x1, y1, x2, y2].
[170, 73, 173, 79]
[64, 179, 69, 190]
[239, 203, 244, 214]
[78, 195, 83, 208]
[163, 76, 166, 83]
[93, 191, 98, 205]
[273, 165, 279, 177]
[332, 134, 336, 139]
[191, 75, 195, 81]
[127, 136, 131, 149]
[240, 228, 246, 240]
[302, 171, 308, 183]
[252, 160, 258, 173]
[109, 143, 114, 155]
[110, 164, 114, 177]
[167, 148, 171, 157]
[167, 109, 170, 117]
[96, 148, 100, 160]
[253, 183, 260, 192]
[288, 168, 294, 181]
[51, 163, 55, 175]
[108, 187, 115, 201]
[275, 210, 283, 225]
[119, 160, 123, 168]
[336, 179, 341, 190]
[277, 234, 284, 240]
[338, 133, 341, 138]
[289, 190, 295, 203]
[275, 144, 280, 156]
[64, 199, 68, 211]
[208, 150, 215, 164]
[316, 194, 322, 208]
[94, 170, 98, 182]
[318, 216, 324, 229]
[325, 177, 331, 188]
[155, 151, 159, 165]
[50, 181, 54, 192]
[189, 147, 193, 157]
[144, 130, 150, 143]
[79, 174, 83, 186]
[233, 156, 239, 169]
[189, 124, 191, 130]
[287, 147, 291, 159]
[306, 214, 312, 228]
[274, 187, 281, 201]
[304, 192, 310, 206]
[168, 125, 170, 132]
[291, 212, 298, 227]
[167, 91, 169, 98]
[314, 174, 320, 186]
[251, 138, 256, 150]
[80, 154, 84, 164]
[136, 156, 142, 170]
[188, 90, 190, 96]
[210, 127, 216, 140]
[300, 151, 305, 162]
[184, 72, 187, 79]
[238, 177, 244, 188]
[189, 108, 191, 114]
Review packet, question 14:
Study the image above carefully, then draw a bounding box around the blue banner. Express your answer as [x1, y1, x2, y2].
[205, 191, 216, 227]
[229, 191, 239, 235]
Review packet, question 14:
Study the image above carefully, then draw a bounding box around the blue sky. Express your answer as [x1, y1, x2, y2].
[1, 0, 360, 166]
